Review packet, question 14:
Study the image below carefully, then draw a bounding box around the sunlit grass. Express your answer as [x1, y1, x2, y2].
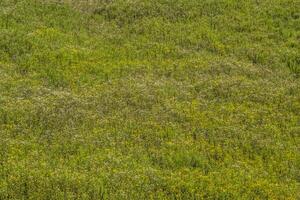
[0, 0, 299, 199]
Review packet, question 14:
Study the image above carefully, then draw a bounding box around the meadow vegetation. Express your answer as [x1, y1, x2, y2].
[0, 0, 299, 199]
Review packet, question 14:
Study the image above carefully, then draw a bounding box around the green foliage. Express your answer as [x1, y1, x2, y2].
[0, 0, 299, 199]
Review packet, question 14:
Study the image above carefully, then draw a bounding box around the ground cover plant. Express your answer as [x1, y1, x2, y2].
[0, 0, 299, 199]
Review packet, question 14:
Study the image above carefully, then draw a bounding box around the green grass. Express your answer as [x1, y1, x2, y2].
[0, 0, 299, 199]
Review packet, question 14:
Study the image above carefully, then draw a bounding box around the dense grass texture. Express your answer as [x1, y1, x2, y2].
[0, 0, 299, 199]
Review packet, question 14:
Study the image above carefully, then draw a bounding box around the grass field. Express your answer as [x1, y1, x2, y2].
[0, 0, 299, 199]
